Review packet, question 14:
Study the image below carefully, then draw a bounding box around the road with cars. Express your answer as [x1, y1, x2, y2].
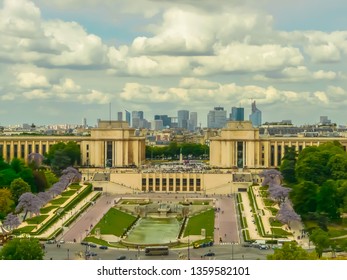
[43, 242, 273, 260]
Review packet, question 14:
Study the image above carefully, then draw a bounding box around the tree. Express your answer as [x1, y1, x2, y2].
[337, 180, 347, 213]
[15, 192, 42, 221]
[10, 178, 31, 204]
[0, 238, 44, 260]
[0, 168, 19, 187]
[45, 141, 81, 172]
[327, 153, 347, 180]
[276, 199, 301, 227]
[268, 184, 291, 205]
[33, 170, 48, 193]
[0, 155, 10, 171]
[267, 241, 317, 260]
[295, 142, 345, 185]
[290, 181, 318, 216]
[0, 189, 14, 219]
[27, 153, 44, 170]
[259, 169, 283, 187]
[51, 150, 71, 173]
[309, 228, 331, 258]
[280, 146, 297, 184]
[61, 166, 81, 183]
[317, 180, 340, 219]
[44, 170, 59, 187]
[3, 213, 21, 230]
[37, 192, 52, 206]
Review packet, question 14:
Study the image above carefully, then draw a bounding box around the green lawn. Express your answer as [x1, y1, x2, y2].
[271, 227, 292, 236]
[25, 215, 49, 224]
[263, 198, 275, 207]
[270, 219, 283, 227]
[183, 208, 214, 237]
[40, 206, 58, 214]
[266, 207, 278, 216]
[69, 184, 82, 190]
[61, 190, 77, 196]
[91, 208, 137, 236]
[50, 196, 70, 205]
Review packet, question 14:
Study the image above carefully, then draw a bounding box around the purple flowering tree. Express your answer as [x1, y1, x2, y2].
[37, 191, 52, 205]
[48, 181, 66, 197]
[27, 153, 44, 169]
[276, 199, 301, 227]
[268, 184, 292, 205]
[3, 213, 21, 230]
[61, 167, 82, 183]
[259, 169, 283, 187]
[16, 192, 43, 221]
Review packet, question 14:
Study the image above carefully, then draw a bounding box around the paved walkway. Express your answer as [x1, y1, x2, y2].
[239, 185, 311, 248]
[17, 184, 98, 240]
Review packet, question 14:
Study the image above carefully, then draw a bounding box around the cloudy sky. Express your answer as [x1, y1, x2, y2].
[0, 0, 346, 127]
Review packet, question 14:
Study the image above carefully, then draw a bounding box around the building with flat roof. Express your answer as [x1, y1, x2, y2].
[0, 120, 145, 168]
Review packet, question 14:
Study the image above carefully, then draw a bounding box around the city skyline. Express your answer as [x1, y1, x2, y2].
[0, 0, 346, 126]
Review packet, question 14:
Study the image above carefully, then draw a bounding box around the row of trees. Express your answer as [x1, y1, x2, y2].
[146, 142, 209, 159]
[3, 167, 81, 226]
[259, 169, 301, 227]
[0, 141, 80, 221]
[280, 141, 347, 220]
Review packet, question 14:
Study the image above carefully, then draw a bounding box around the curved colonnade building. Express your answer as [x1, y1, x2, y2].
[1, 120, 346, 194]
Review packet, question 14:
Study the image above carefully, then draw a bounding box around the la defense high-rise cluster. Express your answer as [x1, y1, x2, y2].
[207, 101, 262, 129]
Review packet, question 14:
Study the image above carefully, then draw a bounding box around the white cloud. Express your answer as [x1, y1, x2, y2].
[254, 66, 340, 82]
[0, 0, 41, 37]
[43, 20, 108, 67]
[192, 43, 303, 75]
[119, 78, 341, 109]
[305, 42, 341, 63]
[22, 89, 50, 100]
[16, 72, 50, 89]
[77, 90, 111, 104]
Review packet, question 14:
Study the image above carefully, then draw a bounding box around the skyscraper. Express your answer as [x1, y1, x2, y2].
[82, 117, 87, 128]
[117, 112, 123, 121]
[125, 110, 131, 126]
[207, 107, 227, 128]
[249, 101, 262, 127]
[189, 112, 198, 131]
[230, 107, 244, 121]
[154, 115, 172, 127]
[178, 110, 189, 129]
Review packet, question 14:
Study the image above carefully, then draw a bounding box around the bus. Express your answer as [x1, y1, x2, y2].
[144, 246, 169, 256]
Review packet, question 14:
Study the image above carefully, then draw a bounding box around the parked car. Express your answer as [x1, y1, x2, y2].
[203, 252, 215, 257]
[259, 244, 270, 250]
[89, 243, 97, 248]
[81, 241, 89, 246]
[116, 255, 126, 260]
[86, 251, 98, 257]
[99, 245, 108, 250]
[46, 239, 55, 244]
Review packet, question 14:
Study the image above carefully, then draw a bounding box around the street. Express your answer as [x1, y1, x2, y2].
[43, 243, 272, 260]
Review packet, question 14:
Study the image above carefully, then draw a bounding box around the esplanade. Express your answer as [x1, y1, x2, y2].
[1, 120, 347, 194]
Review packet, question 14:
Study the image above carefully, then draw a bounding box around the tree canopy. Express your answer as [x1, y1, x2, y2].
[267, 241, 317, 260]
[44, 141, 81, 172]
[283, 141, 347, 220]
[0, 238, 44, 260]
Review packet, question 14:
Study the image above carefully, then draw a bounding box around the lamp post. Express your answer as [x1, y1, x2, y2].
[231, 242, 234, 260]
[187, 230, 190, 260]
[67, 249, 70, 260]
